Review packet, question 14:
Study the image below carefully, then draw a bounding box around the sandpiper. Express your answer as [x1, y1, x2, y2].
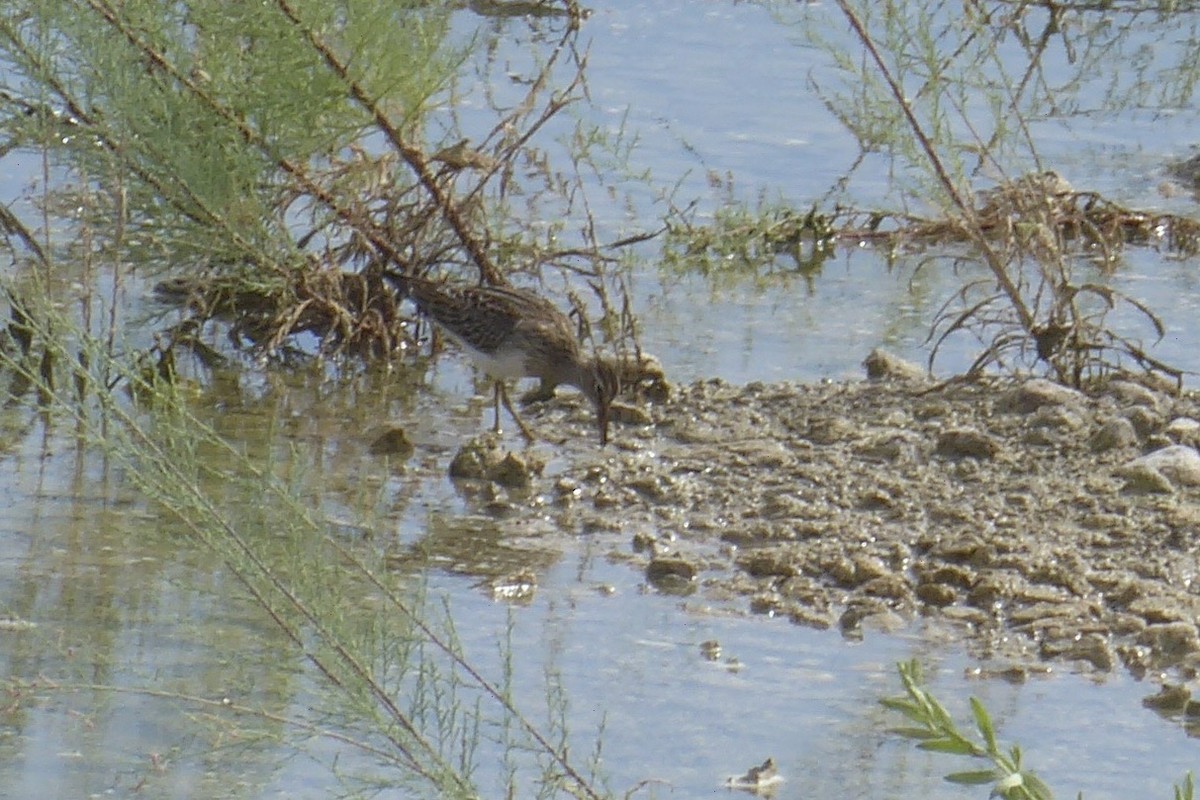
[383, 270, 618, 445]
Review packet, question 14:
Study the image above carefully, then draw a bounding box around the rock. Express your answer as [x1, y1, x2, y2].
[1106, 380, 1161, 409]
[1003, 378, 1084, 413]
[935, 427, 1000, 459]
[967, 572, 1023, 608]
[1140, 621, 1200, 660]
[368, 425, 415, 457]
[1030, 405, 1085, 431]
[1118, 464, 1175, 494]
[448, 435, 541, 488]
[738, 552, 798, 578]
[1165, 417, 1200, 447]
[646, 554, 700, 584]
[1089, 417, 1139, 452]
[1118, 445, 1200, 489]
[860, 574, 912, 602]
[1043, 632, 1115, 671]
[1143, 683, 1191, 713]
[863, 349, 926, 381]
[1125, 406, 1163, 437]
[916, 582, 957, 607]
[610, 402, 653, 426]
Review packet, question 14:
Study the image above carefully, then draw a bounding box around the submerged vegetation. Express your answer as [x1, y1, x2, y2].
[0, 0, 1198, 796]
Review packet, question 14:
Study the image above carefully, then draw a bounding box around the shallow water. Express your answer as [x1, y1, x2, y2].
[3, 453, 1196, 798]
[2, 2, 1200, 798]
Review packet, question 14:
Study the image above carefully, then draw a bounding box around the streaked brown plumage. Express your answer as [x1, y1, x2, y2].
[383, 270, 618, 445]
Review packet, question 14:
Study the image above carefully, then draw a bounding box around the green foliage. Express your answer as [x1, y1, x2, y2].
[1177, 772, 1196, 800]
[884, 660, 1195, 800]
[662, 194, 837, 281]
[883, 660, 1051, 799]
[0, 0, 458, 270]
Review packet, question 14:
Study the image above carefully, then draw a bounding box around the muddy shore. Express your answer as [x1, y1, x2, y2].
[418, 352, 1200, 684]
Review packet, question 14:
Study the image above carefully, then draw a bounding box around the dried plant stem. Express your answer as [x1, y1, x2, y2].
[835, 0, 1034, 333]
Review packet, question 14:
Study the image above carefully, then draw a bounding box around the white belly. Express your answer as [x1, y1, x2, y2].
[440, 328, 530, 381]
[470, 346, 529, 381]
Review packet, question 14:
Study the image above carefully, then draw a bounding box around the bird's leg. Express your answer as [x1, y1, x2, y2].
[499, 382, 537, 444]
[492, 381, 503, 433]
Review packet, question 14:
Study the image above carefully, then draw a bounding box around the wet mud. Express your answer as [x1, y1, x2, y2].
[433, 352, 1200, 680]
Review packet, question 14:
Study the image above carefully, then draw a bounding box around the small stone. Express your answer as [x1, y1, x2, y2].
[860, 574, 912, 601]
[738, 552, 798, 578]
[935, 428, 1000, 459]
[1106, 380, 1160, 409]
[610, 402, 653, 426]
[1118, 464, 1175, 494]
[368, 426, 414, 457]
[1143, 683, 1191, 713]
[448, 435, 506, 480]
[1125, 406, 1164, 437]
[1140, 621, 1200, 659]
[863, 349, 926, 381]
[1089, 417, 1139, 452]
[916, 583, 957, 607]
[1165, 417, 1200, 447]
[1057, 633, 1116, 672]
[1030, 405, 1084, 431]
[1004, 378, 1084, 413]
[1119, 445, 1200, 488]
[646, 555, 700, 584]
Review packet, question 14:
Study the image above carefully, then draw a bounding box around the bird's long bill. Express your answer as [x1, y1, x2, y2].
[597, 398, 611, 446]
